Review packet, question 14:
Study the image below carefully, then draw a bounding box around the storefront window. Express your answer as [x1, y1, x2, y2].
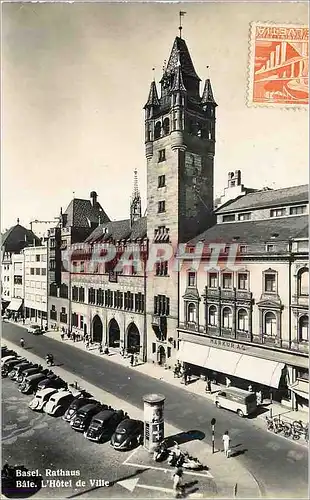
[237, 309, 248, 331]
[187, 303, 196, 323]
[299, 315, 309, 341]
[222, 307, 232, 329]
[264, 311, 277, 335]
[208, 305, 217, 326]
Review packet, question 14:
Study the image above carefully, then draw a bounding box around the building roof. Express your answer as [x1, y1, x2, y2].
[144, 81, 160, 108]
[216, 184, 309, 214]
[187, 215, 308, 245]
[62, 198, 110, 228]
[165, 37, 200, 80]
[1, 224, 41, 253]
[85, 216, 147, 244]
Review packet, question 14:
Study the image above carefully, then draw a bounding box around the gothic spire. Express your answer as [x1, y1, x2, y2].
[171, 51, 186, 92]
[165, 37, 200, 81]
[201, 79, 217, 106]
[132, 168, 140, 200]
[130, 169, 141, 226]
[144, 80, 160, 109]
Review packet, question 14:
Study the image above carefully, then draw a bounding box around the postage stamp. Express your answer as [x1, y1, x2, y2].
[248, 22, 309, 108]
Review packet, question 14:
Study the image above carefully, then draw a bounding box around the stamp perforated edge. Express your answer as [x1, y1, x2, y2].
[247, 21, 308, 110]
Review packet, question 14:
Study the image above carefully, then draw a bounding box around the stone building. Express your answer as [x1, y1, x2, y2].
[178, 183, 309, 410]
[23, 245, 48, 325]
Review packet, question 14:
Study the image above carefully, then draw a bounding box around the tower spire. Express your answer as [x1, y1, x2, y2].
[133, 168, 139, 199]
[179, 11, 186, 39]
[130, 169, 141, 227]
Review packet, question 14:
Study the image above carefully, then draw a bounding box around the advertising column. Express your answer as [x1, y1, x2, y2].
[143, 393, 165, 453]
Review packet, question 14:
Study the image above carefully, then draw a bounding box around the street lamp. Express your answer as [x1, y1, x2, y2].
[211, 418, 216, 454]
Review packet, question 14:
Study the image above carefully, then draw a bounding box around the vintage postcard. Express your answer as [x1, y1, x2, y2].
[1, 2, 308, 500]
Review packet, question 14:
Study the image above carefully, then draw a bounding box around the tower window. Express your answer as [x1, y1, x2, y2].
[158, 149, 166, 162]
[158, 201, 166, 213]
[163, 118, 170, 135]
[154, 122, 161, 140]
[158, 175, 166, 188]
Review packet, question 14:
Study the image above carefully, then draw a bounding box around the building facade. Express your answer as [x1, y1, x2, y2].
[178, 184, 309, 410]
[23, 245, 48, 325]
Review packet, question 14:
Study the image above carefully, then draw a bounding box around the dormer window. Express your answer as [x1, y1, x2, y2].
[222, 214, 235, 222]
[270, 208, 286, 218]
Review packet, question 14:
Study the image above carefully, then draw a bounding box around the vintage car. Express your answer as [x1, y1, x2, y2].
[29, 388, 58, 411]
[17, 365, 44, 384]
[44, 391, 75, 417]
[36, 376, 67, 393]
[1, 348, 17, 359]
[111, 418, 144, 450]
[2, 358, 26, 377]
[85, 409, 128, 443]
[27, 324, 42, 335]
[1, 355, 17, 367]
[8, 362, 34, 380]
[62, 398, 98, 423]
[19, 372, 54, 394]
[70, 403, 103, 432]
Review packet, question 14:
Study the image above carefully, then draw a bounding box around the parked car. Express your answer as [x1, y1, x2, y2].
[85, 409, 128, 442]
[214, 387, 257, 417]
[44, 391, 75, 417]
[62, 398, 98, 423]
[9, 362, 34, 381]
[27, 324, 42, 335]
[1, 355, 17, 367]
[2, 358, 26, 377]
[29, 388, 58, 411]
[17, 365, 44, 384]
[111, 419, 144, 450]
[19, 372, 54, 394]
[1, 348, 17, 359]
[36, 376, 67, 393]
[70, 403, 103, 432]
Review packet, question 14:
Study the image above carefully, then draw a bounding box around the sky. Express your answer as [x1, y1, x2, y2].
[1, 1, 309, 232]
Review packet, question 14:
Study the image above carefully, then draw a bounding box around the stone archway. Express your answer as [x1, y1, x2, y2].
[92, 315, 103, 343]
[127, 323, 140, 354]
[157, 345, 166, 366]
[108, 318, 120, 347]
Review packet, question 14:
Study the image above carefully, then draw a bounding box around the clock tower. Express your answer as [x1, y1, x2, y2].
[144, 35, 217, 365]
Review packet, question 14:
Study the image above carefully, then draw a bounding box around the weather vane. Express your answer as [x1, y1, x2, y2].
[179, 11, 187, 38]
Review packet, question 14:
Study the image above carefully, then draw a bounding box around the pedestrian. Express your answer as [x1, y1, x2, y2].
[256, 390, 262, 405]
[72, 332, 76, 343]
[205, 378, 212, 393]
[22, 317, 25, 325]
[222, 430, 231, 458]
[86, 341, 90, 350]
[120, 347, 125, 357]
[134, 354, 139, 365]
[172, 467, 183, 498]
[61, 333, 64, 341]
[248, 384, 253, 393]
[183, 371, 188, 386]
[226, 377, 231, 387]
[104, 346, 109, 355]
[62, 326, 65, 334]
[130, 354, 134, 367]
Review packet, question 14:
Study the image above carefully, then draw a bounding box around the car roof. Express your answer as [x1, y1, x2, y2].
[78, 403, 100, 412]
[117, 418, 142, 430]
[50, 391, 72, 401]
[221, 387, 253, 396]
[26, 373, 46, 381]
[91, 409, 115, 421]
[36, 387, 58, 396]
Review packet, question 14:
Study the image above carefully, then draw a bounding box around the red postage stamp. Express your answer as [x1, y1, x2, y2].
[248, 22, 309, 107]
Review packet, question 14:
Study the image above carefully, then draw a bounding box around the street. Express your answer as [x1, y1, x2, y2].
[2, 322, 308, 499]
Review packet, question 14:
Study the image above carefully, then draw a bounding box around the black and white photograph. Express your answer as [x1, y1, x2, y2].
[1, 1, 308, 499]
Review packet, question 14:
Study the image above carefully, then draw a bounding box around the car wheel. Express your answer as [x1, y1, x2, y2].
[215, 401, 220, 408]
[237, 409, 244, 418]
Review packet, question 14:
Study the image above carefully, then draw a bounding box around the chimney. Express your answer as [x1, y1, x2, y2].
[90, 191, 98, 207]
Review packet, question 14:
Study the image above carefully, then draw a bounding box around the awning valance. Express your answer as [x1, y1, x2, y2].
[289, 379, 309, 400]
[7, 298, 23, 312]
[178, 340, 285, 389]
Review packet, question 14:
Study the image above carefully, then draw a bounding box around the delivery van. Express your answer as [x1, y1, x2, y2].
[214, 386, 257, 417]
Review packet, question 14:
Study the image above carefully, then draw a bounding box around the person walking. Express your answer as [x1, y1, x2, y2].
[130, 354, 134, 367]
[72, 332, 76, 343]
[205, 378, 212, 393]
[222, 430, 231, 458]
[172, 467, 183, 498]
[60, 332, 64, 341]
[99, 343, 103, 354]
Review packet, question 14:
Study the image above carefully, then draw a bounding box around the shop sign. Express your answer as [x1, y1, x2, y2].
[210, 338, 246, 351]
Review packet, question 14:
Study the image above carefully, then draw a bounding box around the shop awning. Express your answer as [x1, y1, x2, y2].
[178, 340, 285, 389]
[289, 379, 309, 400]
[7, 298, 23, 312]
